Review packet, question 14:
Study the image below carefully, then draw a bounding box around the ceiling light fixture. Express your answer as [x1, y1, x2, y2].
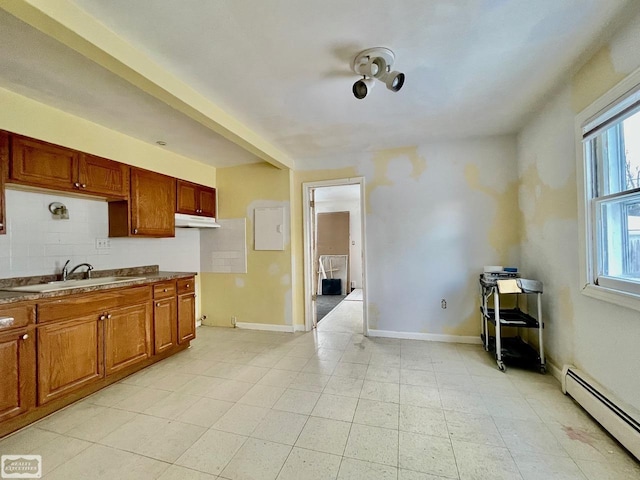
[351, 47, 405, 99]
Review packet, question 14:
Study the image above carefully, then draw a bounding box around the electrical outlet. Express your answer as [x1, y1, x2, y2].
[95, 238, 111, 250]
[441, 299, 447, 309]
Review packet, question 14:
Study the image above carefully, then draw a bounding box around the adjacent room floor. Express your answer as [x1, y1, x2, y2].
[1, 304, 638, 479]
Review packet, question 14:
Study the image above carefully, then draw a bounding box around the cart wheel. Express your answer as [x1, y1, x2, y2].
[497, 362, 506, 372]
[540, 366, 546, 374]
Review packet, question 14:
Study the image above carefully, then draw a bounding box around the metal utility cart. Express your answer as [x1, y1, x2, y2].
[479, 274, 545, 373]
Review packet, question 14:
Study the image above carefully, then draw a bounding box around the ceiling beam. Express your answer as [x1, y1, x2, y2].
[0, 0, 294, 169]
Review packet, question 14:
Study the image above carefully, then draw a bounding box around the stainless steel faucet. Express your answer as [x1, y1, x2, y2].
[62, 260, 94, 281]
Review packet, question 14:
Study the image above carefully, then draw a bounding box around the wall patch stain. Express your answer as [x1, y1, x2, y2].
[366, 146, 426, 212]
[465, 164, 520, 263]
[519, 164, 577, 233]
[571, 47, 626, 114]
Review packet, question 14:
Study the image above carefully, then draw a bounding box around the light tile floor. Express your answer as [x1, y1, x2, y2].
[1, 299, 639, 479]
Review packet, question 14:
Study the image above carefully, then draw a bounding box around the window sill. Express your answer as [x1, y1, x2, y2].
[581, 283, 640, 312]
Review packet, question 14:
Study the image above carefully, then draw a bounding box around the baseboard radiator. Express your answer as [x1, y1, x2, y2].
[561, 365, 640, 460]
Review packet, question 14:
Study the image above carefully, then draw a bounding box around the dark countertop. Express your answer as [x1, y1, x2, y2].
[0, 266, 196, 305]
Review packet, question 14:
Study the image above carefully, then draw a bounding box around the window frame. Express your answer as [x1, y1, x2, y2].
[577, 67, 640, 311]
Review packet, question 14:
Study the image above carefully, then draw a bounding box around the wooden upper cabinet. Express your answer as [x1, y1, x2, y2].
[8, 134, 128, 199]
[0, 327, 35, 423]
[128, 167, 176, 237]
[176, 180, 198, 214]
[176, 179, 216, 217]
[199, 187, 216, 217]
[10, 135, 78, 191]
[0, 131, 7, 236]
[77, 154, 129, 198]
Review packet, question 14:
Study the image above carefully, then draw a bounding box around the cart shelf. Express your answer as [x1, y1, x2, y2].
[482, 307, 540, 328]
[481, 335, 542, 371]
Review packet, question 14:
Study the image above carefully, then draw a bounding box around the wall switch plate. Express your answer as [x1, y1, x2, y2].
[96, 238, 111, 249]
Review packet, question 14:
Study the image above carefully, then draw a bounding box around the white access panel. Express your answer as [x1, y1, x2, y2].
[254, 207, 285, 250]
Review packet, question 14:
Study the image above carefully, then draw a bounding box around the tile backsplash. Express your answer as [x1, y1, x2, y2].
[0, 189, 200, 278]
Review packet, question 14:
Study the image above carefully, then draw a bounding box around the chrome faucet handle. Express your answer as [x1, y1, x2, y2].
[86, 264, 94, 279]
[62, 259, 71, 281]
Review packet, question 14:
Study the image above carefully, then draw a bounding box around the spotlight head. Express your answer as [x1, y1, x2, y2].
[355, 56, 387, 78]
[352, 77, 375, 99]
[381, 71, 405, 92]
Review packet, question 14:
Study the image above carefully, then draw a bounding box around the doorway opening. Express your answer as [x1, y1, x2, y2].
[302, 178, 367, 335]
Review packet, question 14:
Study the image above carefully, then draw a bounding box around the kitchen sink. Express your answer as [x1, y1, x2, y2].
[3, 276, 147, 293]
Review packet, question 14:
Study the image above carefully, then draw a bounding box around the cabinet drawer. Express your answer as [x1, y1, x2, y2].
[38, 286, 151, 323]
[153, 281, 176, 299]
[0, 303, 35, 331]
[177, 277, 195, 295]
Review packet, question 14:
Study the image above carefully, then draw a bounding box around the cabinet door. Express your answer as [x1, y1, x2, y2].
[104, 303, 151, 376]
[37, 315, 103, 405]
[0, 131, 7, 235]
[78, 154, 129, 198]
[177, 294, 196, 344]
[10, 135, 78, 190]
[0, 328, 35, 423]
[176, 179, 198, 215]
[199, 187, 216, 217]
[154, 297, 177, 355]
[130, 168, 176, 237]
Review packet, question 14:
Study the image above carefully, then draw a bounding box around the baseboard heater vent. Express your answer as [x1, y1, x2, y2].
[562, 365, 639, 460]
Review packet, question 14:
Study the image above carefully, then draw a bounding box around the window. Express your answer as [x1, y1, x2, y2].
[583, 86, 640, 296]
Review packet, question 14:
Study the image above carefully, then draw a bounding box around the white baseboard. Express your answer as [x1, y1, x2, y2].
[368, 329, 482, 345]
[195, 319, 202, 328]
[547, 361, 562, 381]
[236, 322, 303, 333]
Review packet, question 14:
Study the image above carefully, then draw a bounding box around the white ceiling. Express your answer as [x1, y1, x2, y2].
[0, 0, 634, 169]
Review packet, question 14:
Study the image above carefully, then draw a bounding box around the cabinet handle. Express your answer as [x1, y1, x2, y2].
[21, 334, 28, 340]
[186, 284, 190, 288]
[73, 182, 81, 188]
[133, 228, 138, 234]
[107, 314, 112, 319]
[81, 183, 87, 188]
[163, 288, 168, 292]
[156, 302, 161, 307]
[99, 315, 106, 321]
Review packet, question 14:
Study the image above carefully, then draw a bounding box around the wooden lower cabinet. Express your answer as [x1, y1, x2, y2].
[154, 297, 177, 354]
[0, 278, 196, 436]
[177, 294, 196, 344]
[104, 303, 151, 376]
[37, 315, 104, 405]
[0, 327, 35, 423]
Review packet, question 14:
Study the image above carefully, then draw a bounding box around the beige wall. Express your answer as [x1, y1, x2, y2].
[0, 87, 216, 186]
[293, 138, 519, 338]
[200, 162, 293, 327]
[517, 8, 640, 410]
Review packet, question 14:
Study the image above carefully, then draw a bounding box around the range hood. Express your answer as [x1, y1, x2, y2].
[175, 213, 221, 228]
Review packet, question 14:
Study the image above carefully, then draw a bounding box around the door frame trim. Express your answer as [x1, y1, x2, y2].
[302, 177, 368, 335]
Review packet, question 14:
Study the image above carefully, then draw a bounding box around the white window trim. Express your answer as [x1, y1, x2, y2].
[576, 65, 640, 312]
